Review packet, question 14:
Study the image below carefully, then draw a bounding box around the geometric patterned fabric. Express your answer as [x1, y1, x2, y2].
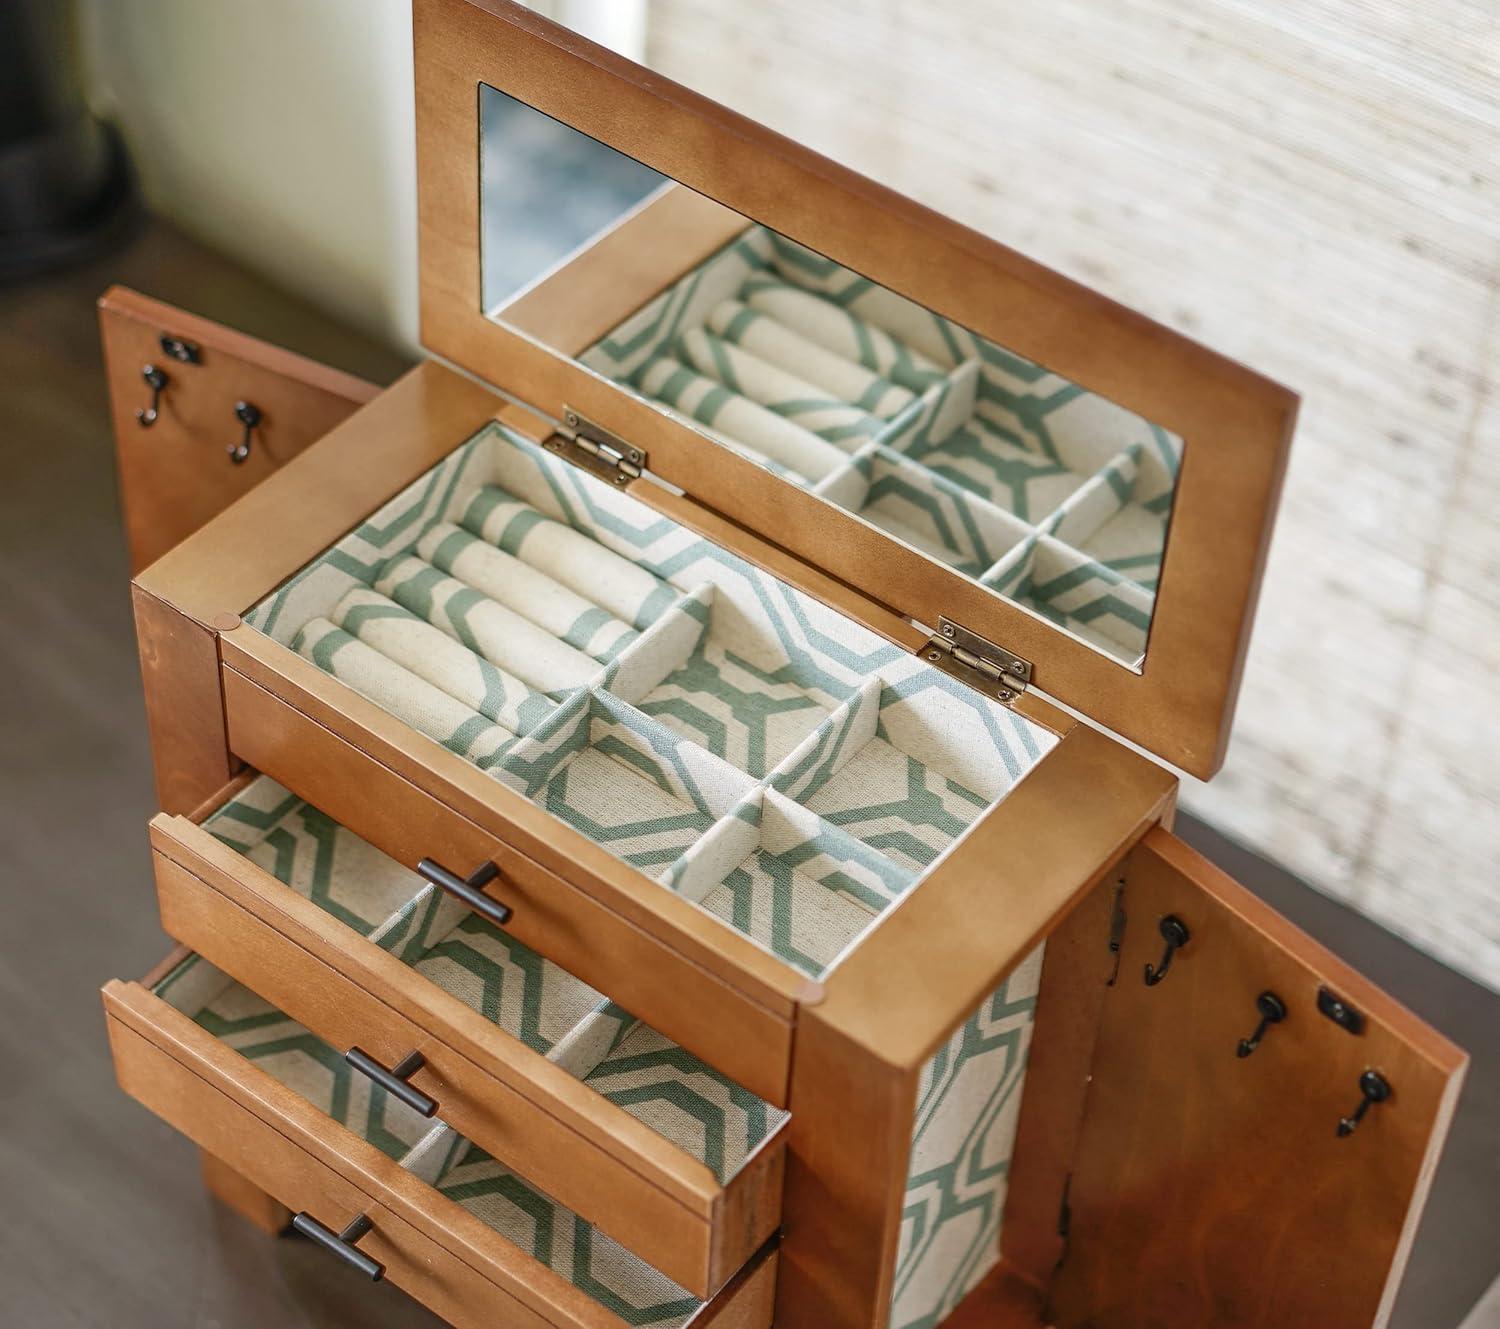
[891, 945, 1044, 1328]
[152, 952, 712, 1326]
[201, 775, 786, 1186]
[245, 423, 1059, 983]
[582, 226, 1184, 664]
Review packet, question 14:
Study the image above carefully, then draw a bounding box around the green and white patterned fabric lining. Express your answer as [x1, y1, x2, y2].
[892, 944, 1045, 1329]
[200, 776, 787, 1184]
[244, 422, 1057, 982]
[151, 953, 712, 1326]
[424, 1129, 703, 1327]
[580, 226, 1183, 665]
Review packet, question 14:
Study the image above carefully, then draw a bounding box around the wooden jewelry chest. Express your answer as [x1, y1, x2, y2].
[99, 3, 1466, 1327]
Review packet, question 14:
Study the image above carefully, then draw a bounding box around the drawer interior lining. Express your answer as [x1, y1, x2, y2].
[151, 952, 709, 1327]
[202, 778, 786, 1186]
[244, 422, 1059, 982]
[580, 225, 1181, 667]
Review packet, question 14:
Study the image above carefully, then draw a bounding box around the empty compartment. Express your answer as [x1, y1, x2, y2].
[604, 580, 849, 779]
[984, 533, 1155, 664]
[494, 689, 757, 879]
[421, 1129, 709, 1329]
[768, 666, 1050, 873]
[661, 787, 917, 980]
[813, 442, 1032, 578]
[150, 955, 726, 1328]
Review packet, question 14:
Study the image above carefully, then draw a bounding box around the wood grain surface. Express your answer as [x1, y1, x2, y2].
[1049, 828, 1466, 1329]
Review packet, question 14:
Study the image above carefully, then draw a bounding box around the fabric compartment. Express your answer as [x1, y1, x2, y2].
[768, 668, 1051, 874]
[661, 787, 917, 981]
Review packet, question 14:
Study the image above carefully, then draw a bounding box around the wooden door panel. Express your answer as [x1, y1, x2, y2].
[1050, 828, 1466, 1329]
[100, 286, 380, 572]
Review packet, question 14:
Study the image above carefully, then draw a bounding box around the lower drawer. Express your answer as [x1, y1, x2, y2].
[149, 773, 787, 1296]
[103, 950, 777, 1329]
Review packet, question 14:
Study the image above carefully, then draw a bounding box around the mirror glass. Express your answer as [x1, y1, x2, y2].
[480, 85, 1182, 668]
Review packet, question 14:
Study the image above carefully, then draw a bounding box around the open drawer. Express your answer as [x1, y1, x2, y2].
[104, 949, 778, 1329]
[148, 773, 787, 1297]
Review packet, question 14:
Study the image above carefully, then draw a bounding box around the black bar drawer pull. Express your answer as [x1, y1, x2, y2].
[292, 1211, 385, 1281]
[416, 857, 513, 927]
[344, 1047, 437, 1117]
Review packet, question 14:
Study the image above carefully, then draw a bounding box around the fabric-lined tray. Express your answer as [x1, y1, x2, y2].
[244, 422, 1058, 981]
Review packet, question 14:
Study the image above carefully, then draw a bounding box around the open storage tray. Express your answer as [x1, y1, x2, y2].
[581, 227, 1178, 663]
[150, 772, 788, 1296]
[105, 951, 777, 1329]
[239, 418, 1058, 985]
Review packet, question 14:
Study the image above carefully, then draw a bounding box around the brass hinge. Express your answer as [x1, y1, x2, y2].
[922, 616, 1032, 705]
[544, 408, 646, 487]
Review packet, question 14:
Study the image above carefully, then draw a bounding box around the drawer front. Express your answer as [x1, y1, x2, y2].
[100, 287, 381, 574]
[219, 655, 797, 1108]
[150, 810, 785, 1296]
[1049, 827, 1467, 1329]
[104, 969, 777, 1329]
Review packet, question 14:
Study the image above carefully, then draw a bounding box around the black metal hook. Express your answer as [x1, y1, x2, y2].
[1236, 990, 1287, 1057]
[1337, 1069, 1391, 1137]
[229, 400, 261, 463]
[1143, 915, 1190, 986]
[136, 364, 169, 427]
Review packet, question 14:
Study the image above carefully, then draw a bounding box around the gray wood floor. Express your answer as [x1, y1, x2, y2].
[0, 219, 1493, 1328]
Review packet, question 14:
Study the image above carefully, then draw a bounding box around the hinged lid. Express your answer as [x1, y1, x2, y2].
[412, 0, 1297, 778]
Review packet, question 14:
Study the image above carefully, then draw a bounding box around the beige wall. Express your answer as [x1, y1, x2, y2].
[646, 0, 1500, 990]
[81, 0, 1498, 988]
[79, 0, 421, 351]
[76, 0, 643, 352]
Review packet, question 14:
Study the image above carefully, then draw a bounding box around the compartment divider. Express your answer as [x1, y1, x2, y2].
[603, 583, 715, 708]
[661, 785, 920, 979]
[862, 359, 981, 463]
[980, 532, 1156, 662]
[1036, 441, 1145, 549]
[587, 689, 762, 821]
[819, 441, 1036, 577]
[764, 678, 882, 803]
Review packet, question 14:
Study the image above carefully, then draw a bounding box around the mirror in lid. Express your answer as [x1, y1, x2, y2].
[479, 86, 1182, 671]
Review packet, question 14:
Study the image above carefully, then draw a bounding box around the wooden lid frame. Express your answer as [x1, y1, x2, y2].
[413, 0, 1297, 779]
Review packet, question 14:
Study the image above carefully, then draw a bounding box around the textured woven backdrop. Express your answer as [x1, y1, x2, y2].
[645, 0, 1500, 990]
